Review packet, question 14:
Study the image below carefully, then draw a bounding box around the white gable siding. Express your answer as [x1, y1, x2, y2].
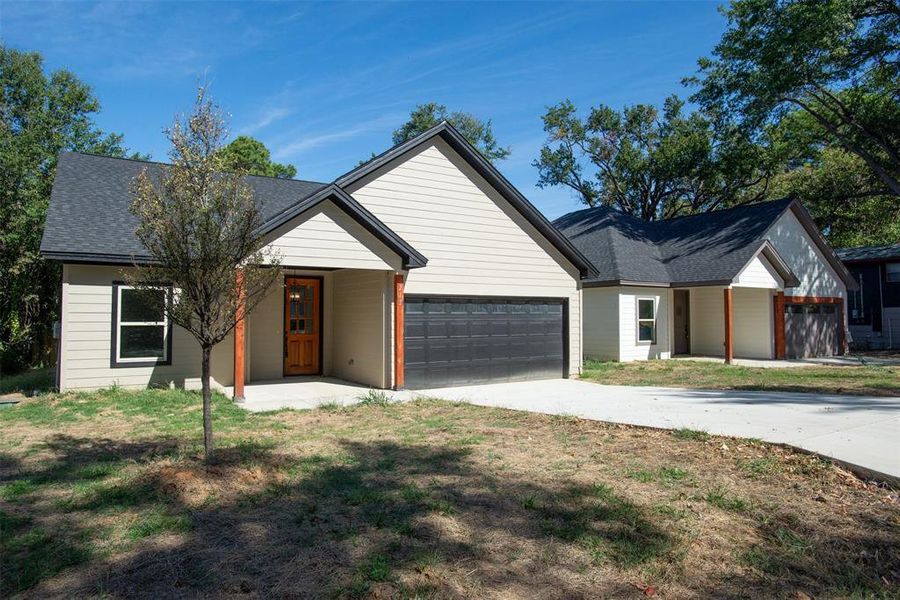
[733, 287, 774, 358]
[263, 200, 401, 270]
[768, 210, 845, 298]
[60, 264, 233, 391]
[348, 139, 582, 376]
[734, 254, 782, 289]
[583, 287, 619, 360]
[618, 287, 671, 361]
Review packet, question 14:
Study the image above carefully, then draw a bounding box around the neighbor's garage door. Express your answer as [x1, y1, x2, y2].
[404, 296, 566, 389]
[785, 303, 843, 358]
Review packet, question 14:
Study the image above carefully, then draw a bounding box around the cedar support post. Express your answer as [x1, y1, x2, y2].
[774, 291, 786, 359]
[393, 273, 405, 390]
[233, 270, 246, 401]
[724, 287, 734, 364]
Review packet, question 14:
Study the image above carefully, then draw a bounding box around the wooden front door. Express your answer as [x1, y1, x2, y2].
[674, 290, 690, 355]
[284, 277, 321, 376]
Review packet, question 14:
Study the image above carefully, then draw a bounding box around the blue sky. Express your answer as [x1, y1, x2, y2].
[4, 1, 725, 219]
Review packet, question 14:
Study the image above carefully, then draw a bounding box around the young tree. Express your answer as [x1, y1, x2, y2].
[393, 102, 511, 163]
[534, 96, 772, 220]
[688, 0, 900, 195]
[0, 46, 142, 374]
[128, 89, 280, 461]
[217, 135, 297, 179]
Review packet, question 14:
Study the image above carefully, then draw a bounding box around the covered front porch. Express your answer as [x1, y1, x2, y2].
[227, 184, 427, 401]
[231, 268, 404, 403]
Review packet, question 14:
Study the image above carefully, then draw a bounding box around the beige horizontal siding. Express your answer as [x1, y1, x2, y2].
[733, 287, 774, 358]
[618, 288, 671, 361]
[347, 139, 582, 376]
[263, 200, 401, 270]
[60, 264, 233, 392]
[332, 269, 390, 388]
[583, 288, 619, 360]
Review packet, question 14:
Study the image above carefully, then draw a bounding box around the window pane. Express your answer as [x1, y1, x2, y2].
[638, 322, 655, 342]
[121, 288, 164, 322]
[638, 299, 654, 320]
[120, 325, 165, 358]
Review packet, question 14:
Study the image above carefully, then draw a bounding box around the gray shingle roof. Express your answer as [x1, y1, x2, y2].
[40, 152, 327, 262]
[836, 243, 900, 263]
[554, 198, 796, 285]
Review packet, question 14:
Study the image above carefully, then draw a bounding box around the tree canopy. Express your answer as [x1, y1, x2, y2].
[129, 89, 280, 460]
[393, 103, 510, 163]
[688, 0, 900, 196]
[217, 135, 296, 179]
[534, 96, 772, 220]
[0, 46, 142, 373]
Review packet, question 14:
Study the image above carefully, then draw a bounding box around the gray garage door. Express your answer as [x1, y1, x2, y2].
[404, 296, 566, 389]
[785, 303, 843, 358]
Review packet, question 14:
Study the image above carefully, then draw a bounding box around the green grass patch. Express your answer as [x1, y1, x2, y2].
[672, 428, 710, 442]
[126, 508, 193, 540]
[705, 487, 748, 512]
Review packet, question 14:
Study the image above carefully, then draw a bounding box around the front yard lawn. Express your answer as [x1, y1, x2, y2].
[582, 359, 900, 396]
[1, 388, 897, 598]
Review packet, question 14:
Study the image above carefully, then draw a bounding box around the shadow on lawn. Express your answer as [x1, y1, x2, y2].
[3, 432, 898, 598]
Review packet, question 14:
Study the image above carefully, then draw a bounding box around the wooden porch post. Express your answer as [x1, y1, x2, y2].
[773, 291, 786, 359]
[724, 287, 734, 364]
[393, 273, 405, 390]
[233, 269, 246, 401]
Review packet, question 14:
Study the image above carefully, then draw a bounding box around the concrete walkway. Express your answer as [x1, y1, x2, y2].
[402, 379, 900, 481]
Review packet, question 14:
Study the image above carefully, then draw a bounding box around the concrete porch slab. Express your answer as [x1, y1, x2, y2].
[227, 377, 371, 412]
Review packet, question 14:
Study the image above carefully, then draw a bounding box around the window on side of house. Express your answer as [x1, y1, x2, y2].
[112, 284, 171, 366]
[637, 298, 656, 343]
[886, 262, 900, 283]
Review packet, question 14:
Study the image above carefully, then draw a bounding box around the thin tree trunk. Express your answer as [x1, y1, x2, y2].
[201, 344, 213, 462]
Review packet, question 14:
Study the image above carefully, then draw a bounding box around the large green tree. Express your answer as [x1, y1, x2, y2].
[534, 96, 772, 220]
[217, 135, 296, 179]
[689, 0, 900, 195]
[393, 103, 510, 163]
[0, 47, 141, 374]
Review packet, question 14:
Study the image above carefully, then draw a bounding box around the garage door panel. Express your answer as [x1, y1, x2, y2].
[785, 303, 842, 358]
[404, 296, 566, 389]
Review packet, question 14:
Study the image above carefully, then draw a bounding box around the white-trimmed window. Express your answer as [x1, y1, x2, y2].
[112, 284, 171, 367]
[887, 262, 900, 283]
[637, 298, 656, 343]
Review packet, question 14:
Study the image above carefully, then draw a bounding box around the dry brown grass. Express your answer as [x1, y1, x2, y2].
[1, 389, 898, 599]
[582, 359, 900, 396]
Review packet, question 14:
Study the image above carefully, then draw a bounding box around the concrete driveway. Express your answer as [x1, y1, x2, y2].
[405, 379, 900, 482]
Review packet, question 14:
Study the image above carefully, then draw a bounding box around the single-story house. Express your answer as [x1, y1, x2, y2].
[40, 123, 596, 395]
[554, 199, 857, 362]
[836, 243, 900, 350]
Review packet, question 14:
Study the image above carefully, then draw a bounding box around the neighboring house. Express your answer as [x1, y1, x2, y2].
[836, 244, 900, 350]
[554, 199, 857, 362]
[40, 123, 595, 395]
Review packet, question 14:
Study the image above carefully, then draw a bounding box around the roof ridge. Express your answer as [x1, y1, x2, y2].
[63, 151, 326, 186]
[655, 197, 793, 224]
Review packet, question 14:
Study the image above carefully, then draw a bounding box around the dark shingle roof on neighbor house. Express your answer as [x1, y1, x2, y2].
[836, 243, 900, 263]
[554, 198, 855, 288]
[41, 122, 597, 277]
